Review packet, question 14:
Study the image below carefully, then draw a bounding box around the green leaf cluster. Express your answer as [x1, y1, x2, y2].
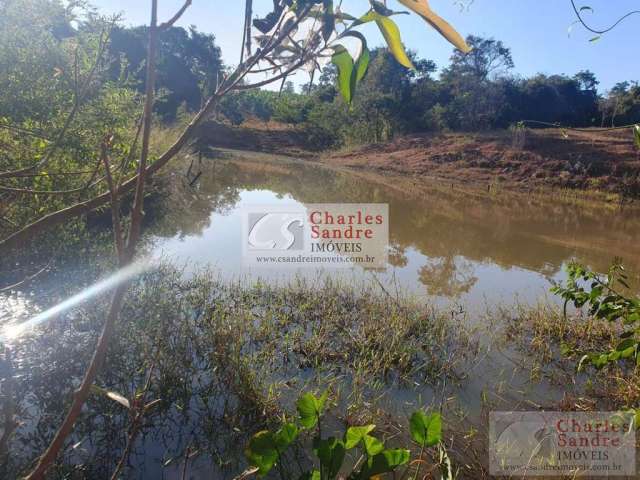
[551, 261, 640, 369]
[245, 391, 445, 479]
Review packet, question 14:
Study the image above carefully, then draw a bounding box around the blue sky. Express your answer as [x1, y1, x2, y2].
[91, 0, 638, 92]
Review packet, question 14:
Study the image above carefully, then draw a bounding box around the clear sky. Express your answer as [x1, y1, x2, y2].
[91, 0, 638, 92]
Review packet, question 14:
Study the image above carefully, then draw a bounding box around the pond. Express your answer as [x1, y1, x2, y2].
[150, 149, 640, 310]
[2, 149, 639, 478]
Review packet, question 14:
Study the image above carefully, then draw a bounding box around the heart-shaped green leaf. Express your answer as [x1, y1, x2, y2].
[313, 437, 345, 479]
[332, 31, 370, 103]
[345, 424, 376, 449]
[355, 448, 410, 479]
[410, 410, 442, 447]
[362, 434, 385, 456]
[331, 45, 355, 104]
[245, 431, 278, 476]
[296, 391, 327, 428]
[274, 422, 299, 449]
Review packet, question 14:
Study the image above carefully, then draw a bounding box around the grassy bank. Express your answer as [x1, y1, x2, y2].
[502, 301, 640, 411]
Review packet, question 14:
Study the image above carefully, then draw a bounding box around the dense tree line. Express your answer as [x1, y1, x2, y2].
[225, 35, 640, 149]
[1, 0, 638, 165]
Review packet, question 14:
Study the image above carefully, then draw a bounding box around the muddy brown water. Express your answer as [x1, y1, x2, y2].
[151, 150, 640, 308]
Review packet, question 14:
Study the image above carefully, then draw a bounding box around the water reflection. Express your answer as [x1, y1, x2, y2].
[3, 150, 639, 478]
[148, 151, 640, 307]
[140, 151, 640, 457]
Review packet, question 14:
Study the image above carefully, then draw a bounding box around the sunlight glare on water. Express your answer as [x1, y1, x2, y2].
[0, 259, 153, 342]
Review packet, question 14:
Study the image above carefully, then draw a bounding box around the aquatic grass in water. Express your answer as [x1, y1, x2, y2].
[0, 265, 477, 478]
[501, 299, 640, 410]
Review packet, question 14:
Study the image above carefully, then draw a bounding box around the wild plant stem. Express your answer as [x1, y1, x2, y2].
[23, 2, 161, 477]
[412, 444, 425, 480]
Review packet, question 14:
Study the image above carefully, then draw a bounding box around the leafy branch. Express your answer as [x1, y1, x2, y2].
[551, 261, 640, 370]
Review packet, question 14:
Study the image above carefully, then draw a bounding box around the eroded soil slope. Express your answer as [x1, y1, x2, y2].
[325, 129, 640, 196]
[195, 120, 640, 197]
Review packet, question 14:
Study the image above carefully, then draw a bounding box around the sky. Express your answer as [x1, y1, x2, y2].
[90, 0, 639, 93]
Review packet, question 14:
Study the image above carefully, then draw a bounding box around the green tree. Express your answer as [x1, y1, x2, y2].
[108, 25, 224, 119]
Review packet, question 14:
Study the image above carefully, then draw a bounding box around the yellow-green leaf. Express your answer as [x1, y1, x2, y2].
[339, 30, 371, 85]
[360, 11, 414, 69]
[355, 45, 370, 83]
[396, 0, 471, 53]
[331, 45, 355, 103]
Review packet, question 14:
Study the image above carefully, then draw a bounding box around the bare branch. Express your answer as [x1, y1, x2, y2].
[23, 4, 159, 478]
[0, 123, 50, 140]
[126, 0, 160, 260]
[24, 282, 131, 480]
[240, 0, 253, 63]
[109, 363, 157, 480]
[0, 3, 316, 254]
[159, 0, 192, 30]
[0, 90, 221, 254]
[101, 141, 125, 262]
[0, 261, 51, 292]
[0, 348, 18, 460]
[0, 178, 106, 195]
[235, 58, 307, 91]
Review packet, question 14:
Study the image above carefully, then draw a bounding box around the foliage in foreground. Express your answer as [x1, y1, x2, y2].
[0, 267, 473, 478]
[244, 391, 448, 480]
[552, 261, 639, 370]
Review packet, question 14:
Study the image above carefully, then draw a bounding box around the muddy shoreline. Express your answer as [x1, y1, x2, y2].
[195, 121, 640, 203]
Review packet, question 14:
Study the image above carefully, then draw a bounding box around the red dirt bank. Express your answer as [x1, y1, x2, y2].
[196, 120, 640, 198]
[324, 129, 640, 197]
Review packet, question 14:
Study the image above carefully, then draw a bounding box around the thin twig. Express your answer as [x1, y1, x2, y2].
[0, 261, 51, 292]
[0, 347, 18, 463]
[569, 0, 640, 34]
[101, 140, 125, 262]
[0, 2, 315, 253]
[109, 363, 157, 480]
[520, 119, 638, 132]
[126, 0, 160, 260]
[23, 5, 160, 479]
[0, 176, 107, 195]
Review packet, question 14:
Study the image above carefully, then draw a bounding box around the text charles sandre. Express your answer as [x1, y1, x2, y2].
[309, 209, 385, 240]
[303, 204, 388, 268]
